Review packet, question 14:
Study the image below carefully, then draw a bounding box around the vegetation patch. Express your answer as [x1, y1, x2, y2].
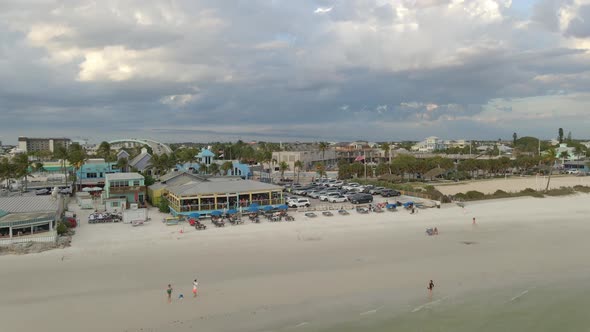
[453, 185, 590, 202]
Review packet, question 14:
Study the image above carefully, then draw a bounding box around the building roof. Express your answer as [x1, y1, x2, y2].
[129, 152, 151, 167]
[197, 148, 216, 158]
[159, 171, 204, 183]
[168, 178, 282, 196]
[105, 172, 145, 181]
[0, 196, 59, 213]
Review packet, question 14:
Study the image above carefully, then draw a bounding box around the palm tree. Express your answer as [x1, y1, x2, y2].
[544, 148, 558, 191]
[279, 161, 290, 179]
[220, 161, 233, 176]
[53, 145, 69, 185]
[294, 160, 303, 184]
[315, 162, 326, 179]
[208, 163, 220, 176]
[574, 146, 585, 160]
[67, 143, 87, 190]
[13, 153, 32, 192]
[318, 142, 329, 162]
[559, 151, 570, 165]
[116, 157, 129, 172]
[381, 142, 391, 165]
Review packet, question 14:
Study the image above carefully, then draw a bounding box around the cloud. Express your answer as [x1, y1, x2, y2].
[314, 7, 333, 14]
[0, 0, 590, 143]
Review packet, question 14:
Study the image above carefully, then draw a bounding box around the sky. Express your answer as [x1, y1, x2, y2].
[1, 0, 590, 144]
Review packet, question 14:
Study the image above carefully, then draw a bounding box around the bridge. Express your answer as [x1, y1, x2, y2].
[108, 138, 172, 155]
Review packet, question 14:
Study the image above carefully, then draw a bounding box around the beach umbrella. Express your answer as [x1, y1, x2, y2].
[247, 206, 259, 213]
[262, 205, 273, 212]
[190, 213, 200, 219]
[249, 203, 259, 208]
[82, 187, 92, 192]
[91, 187, 103, 191]
[227, 209, 238, 215]
[210, 211, 222, 216]
[386, 203, 396, 209]
[276, 204, 288, 210]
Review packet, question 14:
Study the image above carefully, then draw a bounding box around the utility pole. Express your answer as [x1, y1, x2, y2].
[364, 149, 367, 180]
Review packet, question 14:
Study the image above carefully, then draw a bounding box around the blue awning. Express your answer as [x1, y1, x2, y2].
[276, 204, 288, 210]
[210, 211, 222, 216]
[227, 209, 238, 215]
[247, 206, 259, 212]
[249, 203, 260, 208]
[262, 206, 273, 211]
[190, 213, 201, 218]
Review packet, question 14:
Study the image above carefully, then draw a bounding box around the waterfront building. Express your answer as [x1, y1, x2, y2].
[104, 173, 146, 207]
[0, 196, 63, 245]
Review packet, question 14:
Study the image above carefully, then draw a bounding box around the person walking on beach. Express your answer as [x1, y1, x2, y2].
[192, 279, 199, 298]
[472, 217, 476, 225]
[427, 280, 435, 298]
[167, 284, 173, 303]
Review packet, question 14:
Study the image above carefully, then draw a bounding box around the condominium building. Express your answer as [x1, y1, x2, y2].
[18, 137, 71, 153]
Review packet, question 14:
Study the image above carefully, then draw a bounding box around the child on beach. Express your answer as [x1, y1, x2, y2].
[193, 279, 198, 298]
[167, 284, 173, 303]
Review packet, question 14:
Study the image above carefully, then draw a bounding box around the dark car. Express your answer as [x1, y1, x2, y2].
[380, 189, 401, 197]
[349, 193, 373, 204]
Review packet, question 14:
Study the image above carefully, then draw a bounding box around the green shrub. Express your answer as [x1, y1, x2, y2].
[465, 191, 485, 200]
[545, 187, 575, 196]
[491, 190, 511, 198]
[158, 199, 170, 213]
[56, 222, 68, 236]
[574, 185, 590, 193]
[519, 188, 544, 198]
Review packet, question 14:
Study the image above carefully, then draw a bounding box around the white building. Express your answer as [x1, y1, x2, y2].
[411, 137, 446, 152]
[555, 144, 579, 161]
[272, 149, 338, 172]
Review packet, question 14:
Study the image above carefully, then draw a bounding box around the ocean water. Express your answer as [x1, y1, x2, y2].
[308, 283, 590, 332]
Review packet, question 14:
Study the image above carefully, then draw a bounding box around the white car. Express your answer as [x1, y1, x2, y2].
[319, 192, 341, 201]
[343, 182, 360, 191]
[328, 195, 348, 203]
[566, 169, 580, 175]
[328, 180, 344, 187]
[288, 198, 311, 208]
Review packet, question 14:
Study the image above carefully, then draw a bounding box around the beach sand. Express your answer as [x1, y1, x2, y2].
[435, 175, 589, 195]
[1, 194, 590, 332]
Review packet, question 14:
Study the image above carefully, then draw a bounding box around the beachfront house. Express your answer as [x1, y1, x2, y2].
[76, 158, 120, 189]
[163, 177, 284, 217]
[104, 173, 146, 208]
[0, 196, 63, 245]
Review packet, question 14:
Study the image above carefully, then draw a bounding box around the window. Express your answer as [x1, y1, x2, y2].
[87, 172, 97, 178]
[133, 180, 140, 186]
[110, 181, 127, 187]
[112, 202, 120, 207]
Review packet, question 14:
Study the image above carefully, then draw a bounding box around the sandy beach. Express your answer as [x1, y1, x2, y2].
[435, 174, 590, 195]
[2, 194, 590, 332]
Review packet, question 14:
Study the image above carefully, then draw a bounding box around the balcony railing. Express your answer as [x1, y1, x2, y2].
[109, 185, 145, 192]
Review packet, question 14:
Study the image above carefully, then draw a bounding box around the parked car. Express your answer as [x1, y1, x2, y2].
[566, 169, 580, 175]
[328, 195, 348, 203]
[369, 187, 385, 195]
[288, 198, 311, 208]
[348, 193, 374, 204]
[328, 180, 344, 188]
[308, 191, 324, 199]
[342, 182, 360, 190]
[380, 189, 401, 197]
[320, 192, 341, 201]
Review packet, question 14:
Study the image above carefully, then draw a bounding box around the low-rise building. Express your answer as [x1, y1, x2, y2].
[76, 159, 120, 188]
[0, 196, 62, 245]
[163, 177, 284, 216]
[272, 149, 338, 172]
[411, 137, 446, 152]
[104, 173, 146, 207]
